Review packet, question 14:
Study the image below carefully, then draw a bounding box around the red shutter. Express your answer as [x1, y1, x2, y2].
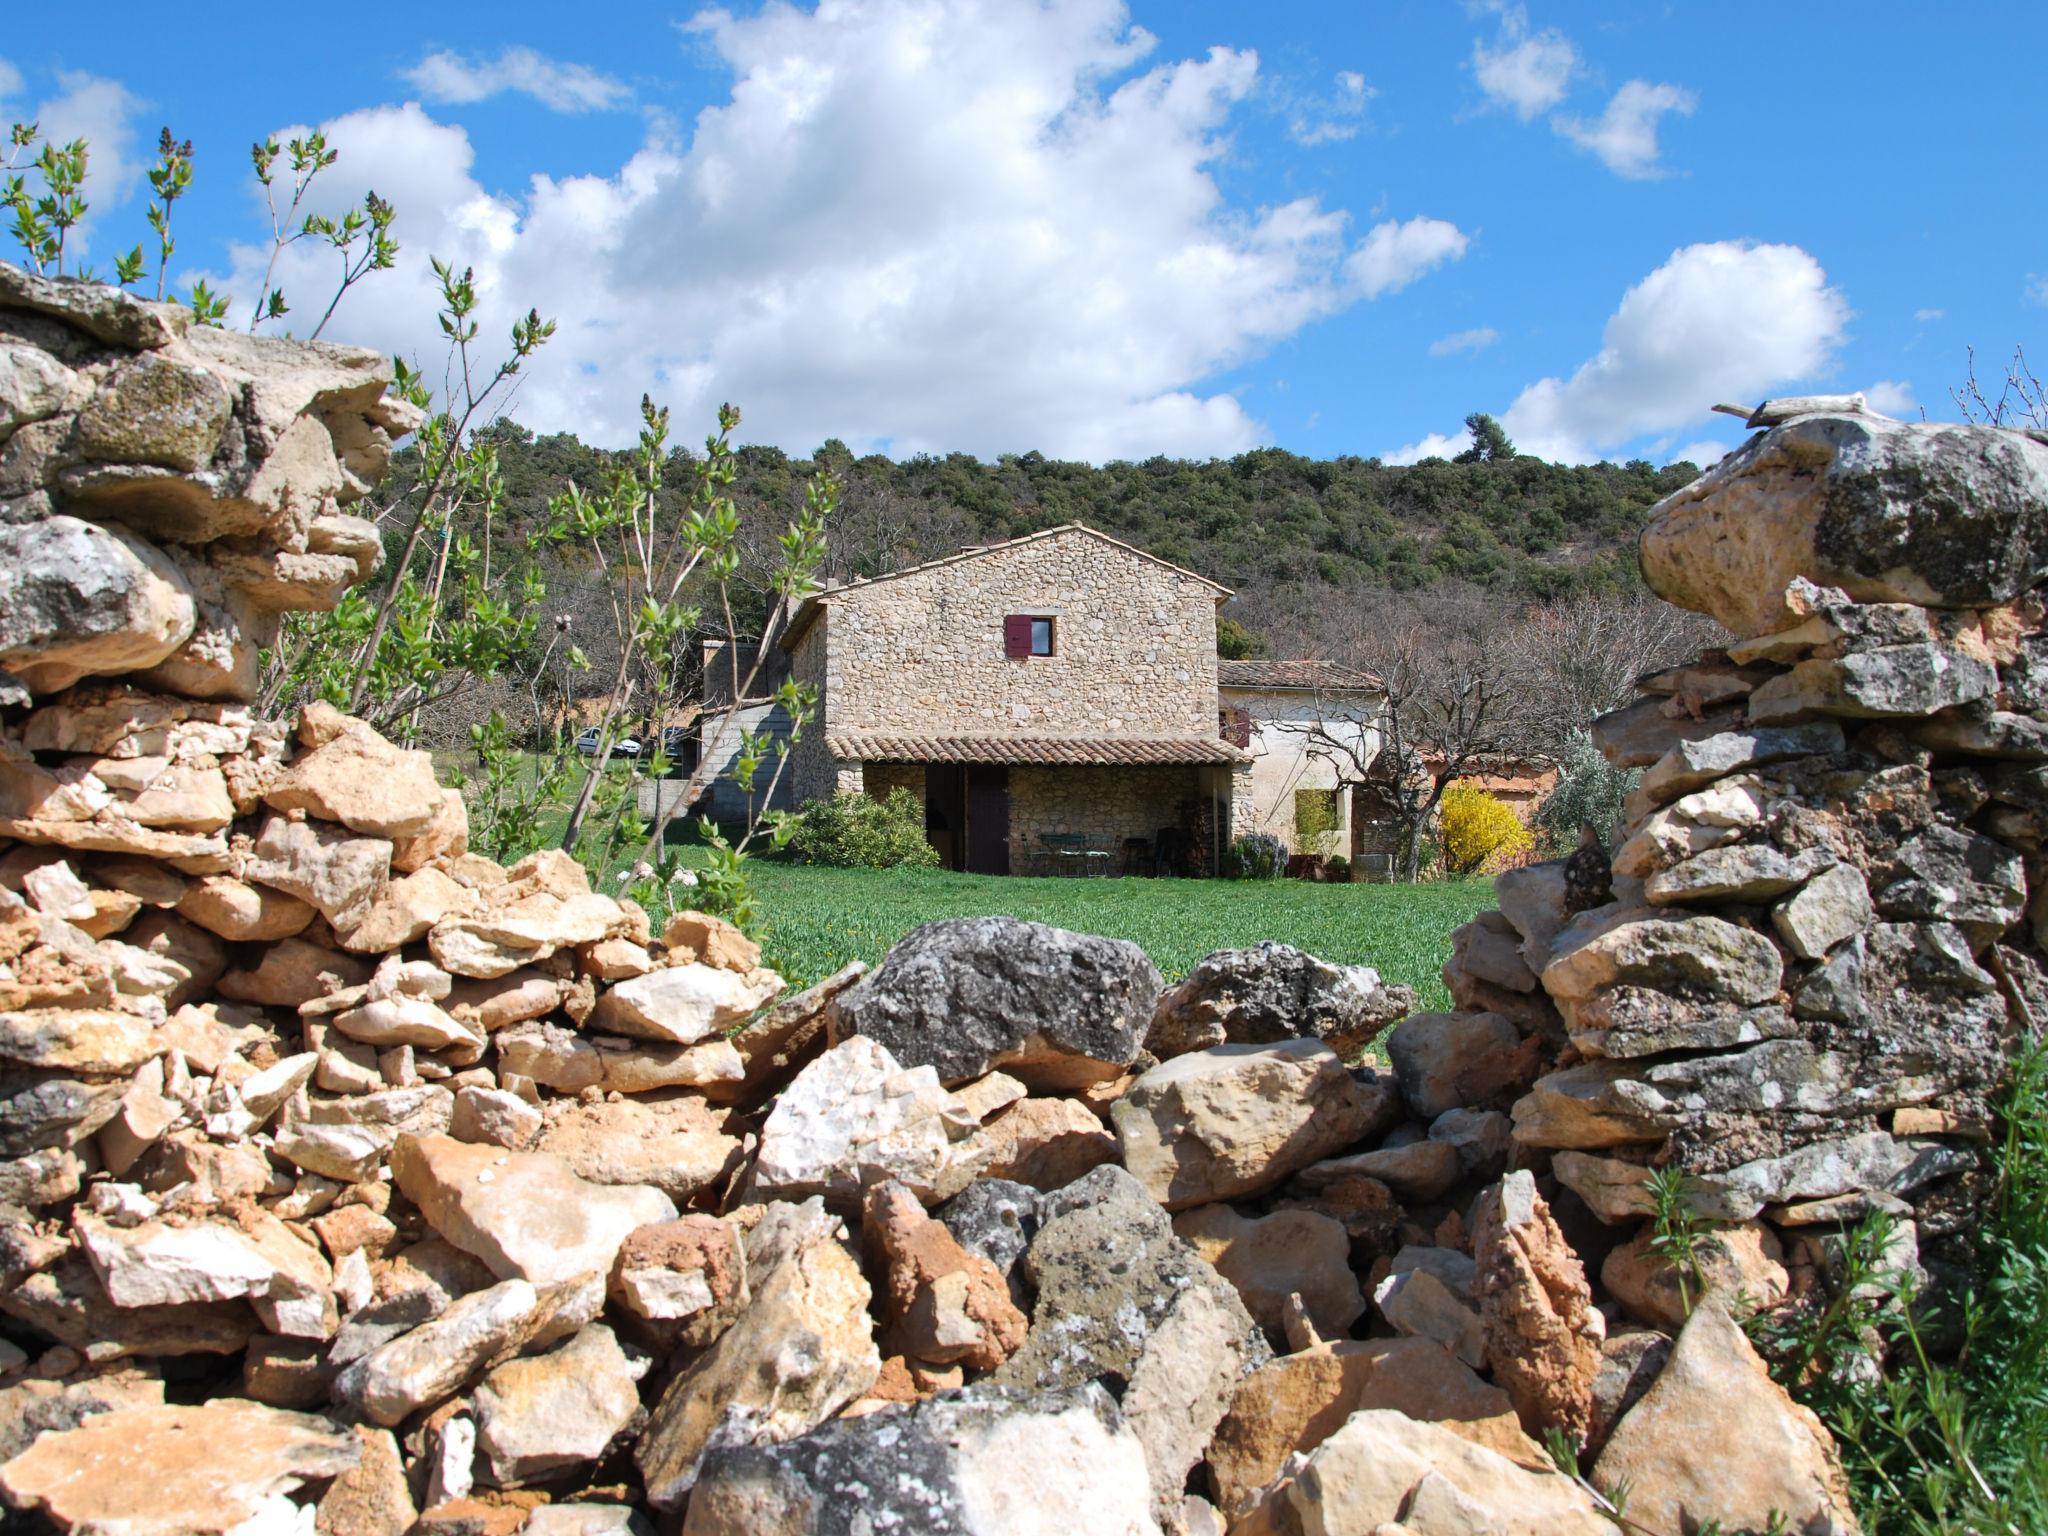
[1225, 706, 1252, 748]
[1003, 614, 1033, 658]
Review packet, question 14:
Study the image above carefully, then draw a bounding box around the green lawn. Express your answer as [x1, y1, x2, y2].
[734, 862, 1494, 1010]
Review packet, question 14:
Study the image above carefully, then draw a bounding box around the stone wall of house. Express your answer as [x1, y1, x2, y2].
[863, 761, 926, 804]
[1008, 765, 1208, 871]
[812, 530, 1223, 741]
[1222, 687, 1378, 854]
[783, 612, 837, 804]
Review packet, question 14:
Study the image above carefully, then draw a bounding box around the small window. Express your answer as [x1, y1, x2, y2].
[1003, 614, 1055, 658]
[1030, 617, 1054, 656]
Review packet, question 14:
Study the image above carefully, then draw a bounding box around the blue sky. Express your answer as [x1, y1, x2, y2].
[5, 1, 2042, 466]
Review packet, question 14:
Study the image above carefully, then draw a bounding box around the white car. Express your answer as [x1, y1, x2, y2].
[575, 728, 641, 759]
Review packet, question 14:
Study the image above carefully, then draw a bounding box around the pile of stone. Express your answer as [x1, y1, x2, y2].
[0, 272, 2023, 1536]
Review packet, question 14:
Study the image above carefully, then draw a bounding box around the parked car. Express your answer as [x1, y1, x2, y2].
[575, 727, 641, 759]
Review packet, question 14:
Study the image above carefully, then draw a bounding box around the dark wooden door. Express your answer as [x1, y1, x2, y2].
[965, 766, 1010, 875]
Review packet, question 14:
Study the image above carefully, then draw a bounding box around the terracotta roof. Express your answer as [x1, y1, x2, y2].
[781, 524, 1231, 651]
[1218, 659, 1382, 692]
[827, 732, 1249, 766]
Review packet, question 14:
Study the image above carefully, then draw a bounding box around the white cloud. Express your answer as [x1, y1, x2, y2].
[0, 67, 147, 261]
[2028, 274, 2048, 307]
[1288, 69, 1373, 146]
[1915, 307, 1944, 322]
[1501, 239, 1849, 463]
[1346, 216, 1469, 299]
[1471, 13, 1578, 120]
[1668, 439, 1728, 467]
[1430, 325, 1500, 356]
[1555, 79, 1696, 179]
[1865, 379, 1917, 417]
[402, 46, 630, 113]
[217, 1, 1467, 462]
[0, 57, 23, 105]
[1385, 428, 1471, 465]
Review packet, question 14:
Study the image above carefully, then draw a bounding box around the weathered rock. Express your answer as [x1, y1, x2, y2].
[935, 1179, 1043, 1306]
[1590, 694, 1748, 768]
[1613, 775, 1775, 879]
[1638, 721, 1845, 804]
[751, 1035, 975, 1206]
[724, 960, 863, 1098]
[0, 1399, 359, 1536]
[1872, 823, 2026, 950]
[391, 1134, 676, 1286]
[863, 1178, 1027, 1370]
[660, 908, 761, 971]
[242, 812, 391, 930]
[315, 1426, 416, 1536]
[1295, 1138, 1461, 1204]
[329, 995, 484, 1054]
[635, 1197, 879, 1508]
[217, 936, 373, 1008]
[336, 868, 476, 954]
[1145, 941, 1409, 1061]
[1385, 1010, 1543, 1120]
[1472, 1171, 1601, 1442]
[1256, 1408, 1609, 1534]
[682, 1382, 1160, 1536]
[1639, 411, 2048, 636]
[472, 1322, 642, 1487]
[994, 1166, 1266, 1512]
[1601, 1220, 1790, 1332]
[1748, 642, 1997, 721]
[1541, 907, 1783, 1019]
[76, 1206, 334, 1340]
[1773, 860, 1875, 960]
[0, 517, 196, 694]
[1207, 1338, 1542, 1519]
[1171, 1204, 1363, 1345]
[1113, 1039, 1380, 1209]
[1587, 1329, 1671, 1455]
[535, 1094, 738, 1201]
[332, 1277, 539, 1427]
[1495, 859, 1572, 973]
[174, 874, 317, 941]
[450, 1086, 541, 1150]
[585, 961, 783, 1044]
[1643, 842, 1835, 905]
[1593, 1301, 1860, 1536]
[263, 706, 445, 835]
[1373, 1263, 1485, 1369]
[608, 1215, 749, 1349]
[0, 1250, 257, 1359]
[962, 1095, 1118, 1189]
[494, 1023, 744, 1097]
[833, 916, 1158, 1089]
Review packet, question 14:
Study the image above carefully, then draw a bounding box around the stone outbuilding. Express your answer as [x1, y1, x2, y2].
[763, 525, 1386, 874]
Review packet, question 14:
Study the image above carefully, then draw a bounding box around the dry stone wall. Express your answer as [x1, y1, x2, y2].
[0, 269, 2012, 1536]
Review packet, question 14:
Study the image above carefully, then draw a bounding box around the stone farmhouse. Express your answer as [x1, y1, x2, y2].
[701, 524, 1385, 873]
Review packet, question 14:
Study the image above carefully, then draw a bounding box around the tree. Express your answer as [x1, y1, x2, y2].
[1509, 589, 1722, 759]
[1454, 412, 1516, 464]
[1216, 614, 1266, 659]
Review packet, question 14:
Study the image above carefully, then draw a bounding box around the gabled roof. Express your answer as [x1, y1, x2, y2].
[780, 523, 1231, 651]
[1218, 659, 1382, 693]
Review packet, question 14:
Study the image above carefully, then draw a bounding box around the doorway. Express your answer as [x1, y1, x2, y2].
[965, 765, 1010, 875]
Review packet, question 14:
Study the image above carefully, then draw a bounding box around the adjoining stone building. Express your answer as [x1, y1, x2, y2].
[763, 525, 1385, 873]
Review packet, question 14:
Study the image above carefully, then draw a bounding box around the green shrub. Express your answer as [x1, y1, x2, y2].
[1324, 854, 1350, 880]
[1534, 731, 1638, 853]
[1221, 832, 1287, 880]
[786, 789, 939, 870]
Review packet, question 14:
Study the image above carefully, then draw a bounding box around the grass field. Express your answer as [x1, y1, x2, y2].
[732, 862, 1494, 1010]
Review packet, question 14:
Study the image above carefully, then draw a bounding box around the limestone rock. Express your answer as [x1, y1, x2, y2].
[1471, 1171, 1601, 1442]
[1593, 1301, 1860, 1536]
[264, 708, 444, 836]
[993, 1166, 1266, 1513]
[682, 1382, 1160, 1536]
[586, 961, 783, 1044]
[1590, 694, 1747, 768]
[0, 1399, 359, 1536]
[216, 936, 372, 1008]
[1601, 1220, 1790, 1332]
[832, 916, 1158, 1089]
[1540, 908, 1783, 1017]
[391, 1133, 676, 1286]
[76, 1206, 334, 1340]
[536, 1095, 738, 1202]
[335, 868, 476, 954]
[1773, 861, 1875, 961]
[962, 1095, 1118, 1189]
[608, 1215, 749, 1349]
[935, 1178, 1043, 1307]
[332, 1277, 539, 1427]
[1638, 721, 1845, 804]
[1643, 842, 1836, 906]
[751, 1035, 975, 1205]
[494, 1023, 743, 1097]
[635, 1197, 880, 1508]
[242, 813, 391, 930]
[1385, 1010, 1543, 1120]
[174, 875, 317, 942]
[315, 1426, 416, 1536]
[1171, 1204, 1363, 1346]
[1144, 941, 1409, 1060]
[1639, 411, 2048, 637]
[1112, 1039, 1379, 1209]
[1373, 1264, 1485, 1369]
[1295, 1138, 1461, 1204]
[449, 1086, 541, 1150]
[862, 1178, 1027, 1370]
[0, 517, 196, 694]
[472, 1322, 642, 1487]
[660, 908, 761, 971]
